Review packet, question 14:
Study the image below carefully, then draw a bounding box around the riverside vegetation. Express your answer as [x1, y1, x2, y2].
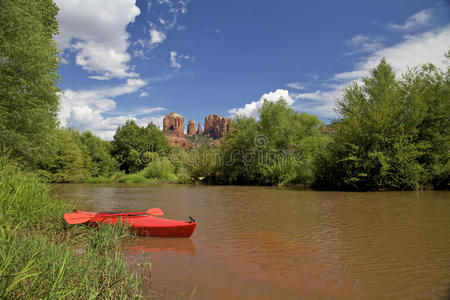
[0, 156, 153, 298]
[3, 59, 448, 190]
[0, 0, 150, 298]
[0, 0, 448, 297]
[2, 57, 448, 190]
[0, 2, 448, 190]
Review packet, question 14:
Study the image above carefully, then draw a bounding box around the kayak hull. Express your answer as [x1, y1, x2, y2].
[67, 211, 197, 238]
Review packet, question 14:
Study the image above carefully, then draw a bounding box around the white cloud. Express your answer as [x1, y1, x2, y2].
[292, 85, 346, 119]
[295, 25, 450, 120]
[357, 26, 450, 74]
[344, 34, 383, 55]
[228, 89, 294, 118]
[170, 51, 181, 69]
[389, 9, 432, 31]
[169, 51, 192, 69]
[139, 92, 149, 98]
[58, 79, 161, 140]
[141, 0, 191, 51]
[285, 82, 306, 90]
[55, 0, 140, 79]
[135, 107, 166, 115]
[149, 29, 167, 46]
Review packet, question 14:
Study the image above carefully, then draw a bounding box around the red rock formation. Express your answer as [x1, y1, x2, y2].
[163, 112, 184, 137]
[165, 135, 190, 149]
[203, 114, 231, 139]
[187, 120, 196, 135]
[197, 123, 203, 134]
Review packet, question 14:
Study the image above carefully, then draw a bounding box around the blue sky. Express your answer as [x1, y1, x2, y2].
[55, 0, 450, 139]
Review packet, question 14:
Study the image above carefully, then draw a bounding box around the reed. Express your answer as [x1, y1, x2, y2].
[0, 157, 150, 299]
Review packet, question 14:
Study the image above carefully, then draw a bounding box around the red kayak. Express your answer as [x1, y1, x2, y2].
[64, 209, 197, 238]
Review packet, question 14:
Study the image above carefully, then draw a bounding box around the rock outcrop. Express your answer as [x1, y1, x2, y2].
[165, 135, 190, 149]
[162, 112, 231, 149]
[163, 112, 184, 137]
[203, 114, 231, 139]
[187, 120, 196, 135]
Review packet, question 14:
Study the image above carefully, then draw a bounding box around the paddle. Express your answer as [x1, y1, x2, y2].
[64, 208, 164, 225]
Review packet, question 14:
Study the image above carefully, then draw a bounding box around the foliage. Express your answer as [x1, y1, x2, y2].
[313, 57, 449, 190]
[111, 120, 170, 173]
[79, 131, 118, 177]
[141, 155, 177, 181]
[115, 173, 148, 183]
[0, 0, 60, 168]
[218, 100, 324, 186]
[0, 157, 149, 298]
[38, 129, 90, 183]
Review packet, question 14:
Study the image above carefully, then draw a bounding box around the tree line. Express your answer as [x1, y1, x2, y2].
[1, 0, 448, 190]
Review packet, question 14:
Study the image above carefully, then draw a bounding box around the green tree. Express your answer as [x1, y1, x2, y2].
[111, 120, 170, 173]
[218, 100, 324, 186]
[314, 57, 449, 190]
[79, 131, 118, 177]
[220, 117, 260, 184]
[400, 59, 450, 189]
[0, 0, 60, 168]
[40, 129, 90, 182]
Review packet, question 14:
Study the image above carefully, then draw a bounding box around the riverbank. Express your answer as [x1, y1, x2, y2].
[0, 158, 150, 298]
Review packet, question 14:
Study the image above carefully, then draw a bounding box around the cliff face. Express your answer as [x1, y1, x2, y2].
[203, 114, 231, 139]
[163, 112, 184, 137]
[187, 120, 196, 135]
[165, 135, 190, 149]
[162, 112, 231, 149]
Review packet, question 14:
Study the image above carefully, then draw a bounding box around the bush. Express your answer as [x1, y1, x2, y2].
[141, 157, 176, 180]
[115, 174, 147, 183]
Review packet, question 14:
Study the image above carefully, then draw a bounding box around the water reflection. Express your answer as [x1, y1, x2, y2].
[124, 237, 196, 255]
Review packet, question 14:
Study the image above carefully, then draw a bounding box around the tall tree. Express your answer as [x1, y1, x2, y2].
[80, 131, 118, 177]
[0, 0, 60, 167]
[314, 57, 449, 190]
[111, 120, 170, 173]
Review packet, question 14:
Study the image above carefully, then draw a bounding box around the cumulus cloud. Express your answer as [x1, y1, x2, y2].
[228, 89, 294, 118]
[55, 0, 140, 79]
[58, 79, 164, 140]
[389, 9, 432, 31]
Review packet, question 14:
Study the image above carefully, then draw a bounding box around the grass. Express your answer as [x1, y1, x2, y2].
[85, 163, 192, 185]
[115, 173, 148, 183]
[0, 156, 151, 299]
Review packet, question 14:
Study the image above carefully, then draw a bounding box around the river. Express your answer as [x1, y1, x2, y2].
[53, 183, 450, 299]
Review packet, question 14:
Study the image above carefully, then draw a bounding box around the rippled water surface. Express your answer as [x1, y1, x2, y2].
[53, 184, 450, 299]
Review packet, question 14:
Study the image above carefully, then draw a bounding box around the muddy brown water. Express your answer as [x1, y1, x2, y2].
[53, 184, 450, 299]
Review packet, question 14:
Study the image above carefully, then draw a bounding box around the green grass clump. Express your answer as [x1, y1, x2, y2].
[0, 156, 150, 298]
[115, 173, 148, 183]
[85, 176, 114, 183]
